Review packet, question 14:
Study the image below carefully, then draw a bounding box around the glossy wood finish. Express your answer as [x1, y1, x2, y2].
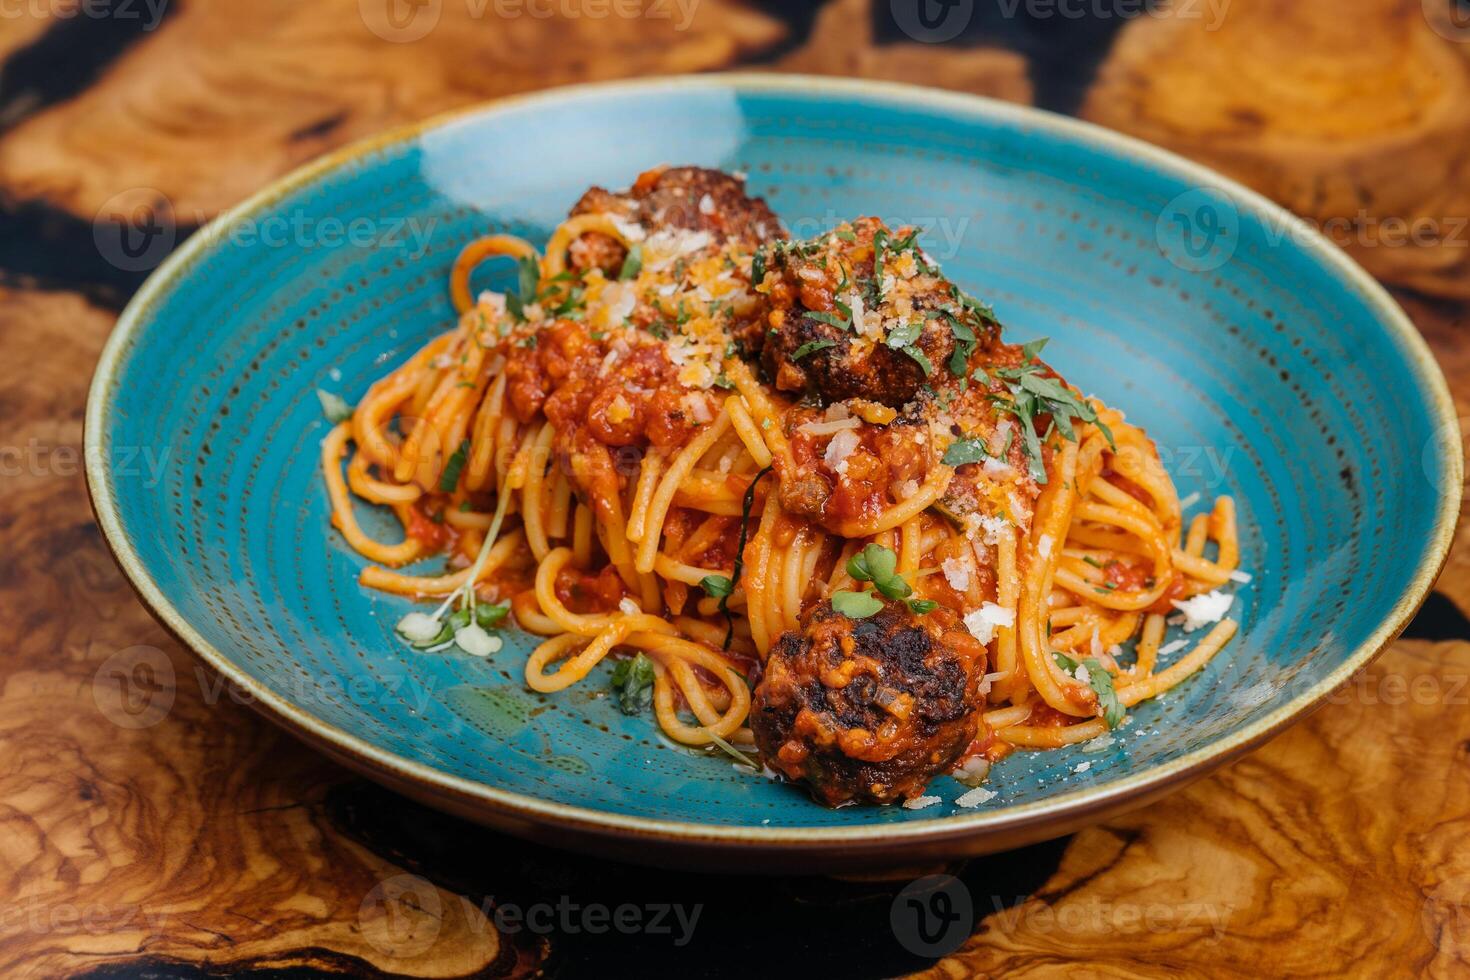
[2, 1, 1466, 975]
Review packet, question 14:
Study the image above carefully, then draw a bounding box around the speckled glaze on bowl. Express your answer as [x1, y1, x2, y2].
[85, 75, 1460, 871]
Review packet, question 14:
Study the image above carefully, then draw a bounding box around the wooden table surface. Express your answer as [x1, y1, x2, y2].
[3, 1, 1468, 976]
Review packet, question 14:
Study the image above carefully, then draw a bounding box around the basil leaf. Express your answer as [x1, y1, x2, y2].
[618, 243, 643, 281]
[792, 339, 837, 361]
[1051, 653, 1125, 729]
[438, 440, 470, 492]
[806, 311, 850, 331]
[908, 599, 938, 614]
[610, 653, 656, 715]
[700, 575, 734, 599]
[885, 321, 923, 349]
[1020, 337, 1049, 362]
[902, 345, 934, 376]
[942, 437, 989, 467]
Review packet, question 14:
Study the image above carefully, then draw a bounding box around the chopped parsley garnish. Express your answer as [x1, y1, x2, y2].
[751, 250, 766, 286]
[831, 589, 884, 619]
[792, 339, 837, 360]
[618, 243, 643, 281]
[908, 599, 939, 614]
[1053, 652, 1125, 729]
[648, 322, 670, 340]
[834, 228, 857, 242]
[317, 389, 354, 424]
[438, 440, 470, 491]
[610, 653, 656, 715]
[942, 437, 990, 467]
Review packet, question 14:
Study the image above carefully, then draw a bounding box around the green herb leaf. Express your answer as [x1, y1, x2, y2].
[1051, 653, 1125, 729]
[610, 653, 656, 715]
[902, 345, 934, 376]
[1020, 337, 1049, 362]
[700, 575, 734, 599]
[806, 311, 850, 331]
[438, 440, 470, 492]
[504, 254, 542, 321]
[884, 321, 923, 349]
[831, 589, 884, 619]
[834, 228, 857, 242]
[792, 339, 837, 361]
[908, 599, 939, 614]
[846, 544, 912, 600]
[942, 437, 990, 467]
[618, 243, 643, 281]
[317, 389, 354, 424]
[474, 601, 510, 630]
[751, 250, 766, 286]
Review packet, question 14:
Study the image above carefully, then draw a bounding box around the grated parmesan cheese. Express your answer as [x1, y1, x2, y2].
[1171, 590, 1233, 632]
[1229, 570, 1253, 583]
[903, 795, 942, 810]
[798, 417, 861, 436]
[953, 756, 991, 787]
[963, 602, 1015, 645]
[955, 786, 996, 808]
[618, 597, 642, 616]
[941, 557, 971, 592]
[824, 429, 861, 475]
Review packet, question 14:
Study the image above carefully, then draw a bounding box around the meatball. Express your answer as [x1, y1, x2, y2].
[755, 217, 998, 407]
[751, 599, 988, 806]
[565, 165, 784, 275]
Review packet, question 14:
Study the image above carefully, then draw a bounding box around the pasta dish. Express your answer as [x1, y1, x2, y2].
[320, 166, 1243, 807]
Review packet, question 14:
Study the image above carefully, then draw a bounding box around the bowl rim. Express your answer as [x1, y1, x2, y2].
[84, 71, 1463, 852]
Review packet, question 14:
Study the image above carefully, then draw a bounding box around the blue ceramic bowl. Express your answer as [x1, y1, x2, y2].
[86, 75, 1460, 870]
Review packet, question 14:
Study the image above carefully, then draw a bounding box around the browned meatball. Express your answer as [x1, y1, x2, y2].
[565, 165, 785, 275]
[751, 599, 988, 807]
[755, 217, 999, 407]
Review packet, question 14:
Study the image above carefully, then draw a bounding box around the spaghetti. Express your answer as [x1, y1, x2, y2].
[321, 166, 1244, 807]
